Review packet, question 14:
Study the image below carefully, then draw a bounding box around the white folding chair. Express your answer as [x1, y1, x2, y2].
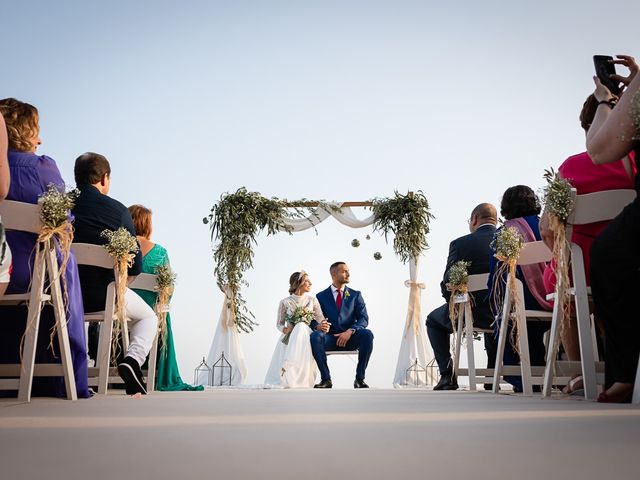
[0, 200, 77, 401]
[492, 241, 553, 395]
[452, 273, 496, 391]
[128, 272, 161, 393]
[72, 242, 118, 394]
[542, 189, 636, 400]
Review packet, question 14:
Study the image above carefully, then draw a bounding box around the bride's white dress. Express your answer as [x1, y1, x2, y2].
[264, 294, 323, 388]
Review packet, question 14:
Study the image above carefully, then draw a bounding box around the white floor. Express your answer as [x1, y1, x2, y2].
[1, 388, 639, 480]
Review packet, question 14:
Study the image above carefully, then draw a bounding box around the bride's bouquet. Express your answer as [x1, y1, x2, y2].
[282, 306, 315, 345]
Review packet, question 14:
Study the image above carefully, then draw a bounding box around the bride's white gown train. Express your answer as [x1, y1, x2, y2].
[264, 294, 323, 388]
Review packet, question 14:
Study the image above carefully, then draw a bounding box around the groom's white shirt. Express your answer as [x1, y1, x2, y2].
[330, 284, 344, 302]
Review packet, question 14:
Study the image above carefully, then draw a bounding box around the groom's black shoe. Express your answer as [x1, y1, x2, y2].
[433, 373, 458, 391]
[314, 379, 333, 389]
[354, 379, 369, 389]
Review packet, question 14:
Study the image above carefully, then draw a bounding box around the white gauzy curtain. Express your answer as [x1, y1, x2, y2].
[198, 286, 247, 386]
[279, 204, 375, 231]
[393, 257, 436, 387]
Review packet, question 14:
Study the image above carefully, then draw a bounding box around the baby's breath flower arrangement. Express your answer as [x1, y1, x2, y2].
[491, 226, 525, 352]
[446, 260, 471, 324]
[371, 191, 434, 264]
[35, 184, 80, 349]
[101, 227, 139, 359]
[631, 90, 640, 139]
[154, 264, 176, 356]
[542, 168, 575, 336]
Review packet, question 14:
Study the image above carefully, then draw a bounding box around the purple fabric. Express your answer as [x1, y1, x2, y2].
[504, 217, 553, 311]
[1, 150, 91, 398]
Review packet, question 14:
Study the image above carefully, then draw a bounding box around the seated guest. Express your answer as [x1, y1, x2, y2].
[1, 111, 11, 298]
[426, 203, 498, 390]
[540, 94, 636, 393]
[0, 98, 90, 398]
[73, 152, 156, 395]
[586, 54, 640, 403]
[128, 204, 203, 391]
[489, 185, 552, 392]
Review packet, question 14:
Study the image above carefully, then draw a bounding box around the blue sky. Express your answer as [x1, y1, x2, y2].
[3, 0, 638, 387]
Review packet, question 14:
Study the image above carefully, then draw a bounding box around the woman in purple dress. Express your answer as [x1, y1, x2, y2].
[0, 98, 90, 398]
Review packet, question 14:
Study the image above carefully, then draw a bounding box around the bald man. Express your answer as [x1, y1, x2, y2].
[426, 203, 498, 390]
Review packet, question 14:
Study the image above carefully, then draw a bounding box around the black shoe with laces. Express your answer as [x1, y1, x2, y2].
[117, 356, 147, 395]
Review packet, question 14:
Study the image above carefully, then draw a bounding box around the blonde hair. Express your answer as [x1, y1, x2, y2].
[0, 98, 39, 152]
[288, 271, 308, 295]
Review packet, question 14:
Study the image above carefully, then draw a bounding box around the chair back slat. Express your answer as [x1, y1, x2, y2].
[128, 273, 157, 292]
[569, 189, 636, 225]
[466, 273, 489, 293]
[72, 243, 115, 269]
[518, 241, 552, 265]
[0, 200, 42, 233]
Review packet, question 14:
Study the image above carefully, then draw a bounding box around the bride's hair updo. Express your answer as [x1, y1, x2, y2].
[288, 271, 308, 295]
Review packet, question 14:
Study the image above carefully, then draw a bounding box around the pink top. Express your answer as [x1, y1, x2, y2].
[543, 151, 636, 293]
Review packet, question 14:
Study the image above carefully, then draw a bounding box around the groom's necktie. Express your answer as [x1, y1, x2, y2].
[336, 289, 343, 310]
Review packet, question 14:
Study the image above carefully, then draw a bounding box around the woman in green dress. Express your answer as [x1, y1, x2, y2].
[128, 204, 203, 391]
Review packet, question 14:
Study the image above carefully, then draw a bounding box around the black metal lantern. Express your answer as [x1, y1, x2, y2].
[425, 357, 438, 387]
[194, 356, 212, 387]
[405, 358, 428, 387]
[212, 352, 233, 386]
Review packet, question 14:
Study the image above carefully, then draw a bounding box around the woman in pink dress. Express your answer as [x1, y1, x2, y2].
[541, 94, 636, 393]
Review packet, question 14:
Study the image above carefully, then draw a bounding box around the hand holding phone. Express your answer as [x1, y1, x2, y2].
[594, 55, 621, 96]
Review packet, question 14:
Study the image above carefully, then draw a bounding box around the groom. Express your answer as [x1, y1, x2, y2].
[311, 262, 374, 388]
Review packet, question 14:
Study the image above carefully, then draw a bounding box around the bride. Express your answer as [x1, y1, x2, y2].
[264, 271, 324, 388]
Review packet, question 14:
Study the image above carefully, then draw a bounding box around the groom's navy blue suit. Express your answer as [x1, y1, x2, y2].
[311, 286, 374, 381]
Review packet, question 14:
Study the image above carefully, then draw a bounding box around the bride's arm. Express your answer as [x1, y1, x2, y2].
[312, 297, 325, 329]
[277, 300, 291, 333]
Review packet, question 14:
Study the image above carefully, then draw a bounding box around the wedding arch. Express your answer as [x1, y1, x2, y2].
[199, 188, 436, 387]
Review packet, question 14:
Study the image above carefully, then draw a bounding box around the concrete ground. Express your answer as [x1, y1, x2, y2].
[1, 388, 639, 480]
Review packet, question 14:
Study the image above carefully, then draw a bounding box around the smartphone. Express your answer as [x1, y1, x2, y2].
[593, 55, 620, 95]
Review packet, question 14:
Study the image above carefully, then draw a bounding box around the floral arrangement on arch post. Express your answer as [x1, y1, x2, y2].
[101, 227, 139, 359]
[370, 190, 434, 264]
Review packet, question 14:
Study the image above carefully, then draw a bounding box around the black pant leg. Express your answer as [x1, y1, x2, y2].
[426, 304, 453, 375]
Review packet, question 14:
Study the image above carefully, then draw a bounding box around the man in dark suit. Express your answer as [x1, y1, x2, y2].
[426, 203, 498, 390]
[73, 152, 157, 395]
[312, 262, 374, 389]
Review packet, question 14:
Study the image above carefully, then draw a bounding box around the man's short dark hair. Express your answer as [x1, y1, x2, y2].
[74, 152, 111, 185]
[330, 261, 346, 274]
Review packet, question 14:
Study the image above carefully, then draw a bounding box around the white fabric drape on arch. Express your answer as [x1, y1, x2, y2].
[199, 286, 247, 386]
[203, 203, 434, 386]
[392, 257, 437, 387]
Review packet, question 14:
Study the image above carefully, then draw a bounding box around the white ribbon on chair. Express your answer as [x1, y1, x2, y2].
[199, 286, 247, 386]
[393, 257, 436, 387]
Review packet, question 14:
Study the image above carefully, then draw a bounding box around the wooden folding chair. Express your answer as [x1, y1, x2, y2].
[452, 273, 497, 391]
[542, 189, 636, 401]
[128, 272, 160, 393]
[0, 200, 77, 401]
[492, 241, 553, 395]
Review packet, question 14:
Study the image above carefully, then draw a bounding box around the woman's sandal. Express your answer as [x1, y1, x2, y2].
[562, 376, 584, 396]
